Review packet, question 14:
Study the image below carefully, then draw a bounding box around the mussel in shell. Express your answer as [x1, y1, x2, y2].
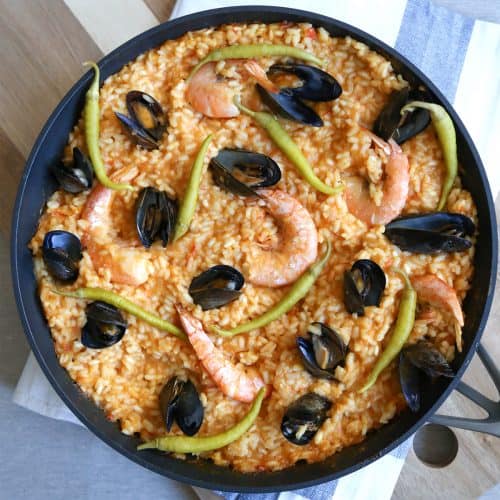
[373, 87, 431, 144]
[343, 259, 386, 315]
[159, 376, 204, 436]
[209, 148, 281, 196]
[256, 63, 342, 127]
[297, 322, 347, 379]
[42, 230, 83, 282]
[189, 265, 244, 310]
[281, 392, 332, 445]
[52, 147, 93, 193]
[385, 212, 475, 254]
[399, 341, 454, 412]
[135, 187, 177, 248]
[115, 91, 167, 150]
[267, 64, 342, 102]
[81, 301, 127, 349]
[256, 85, 323, 127]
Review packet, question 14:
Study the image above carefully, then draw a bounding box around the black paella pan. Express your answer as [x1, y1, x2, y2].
[10, 6, 498, 493]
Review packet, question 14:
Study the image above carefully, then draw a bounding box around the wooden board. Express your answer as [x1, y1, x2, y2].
[0, 1, 497, 498]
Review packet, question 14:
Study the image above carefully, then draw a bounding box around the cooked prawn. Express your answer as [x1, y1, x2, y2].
[176, 305, 266, 402]
[81, 167, 150, 286]
[345, 134, 409, 226]
[246, 189, 318, 288]
[186, 59, 278, 118]
[412, 274, 464, 351]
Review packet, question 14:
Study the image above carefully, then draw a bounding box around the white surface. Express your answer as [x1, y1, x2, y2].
[64, 0, 158, 54]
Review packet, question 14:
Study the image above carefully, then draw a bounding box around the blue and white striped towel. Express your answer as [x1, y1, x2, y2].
[13, 1, 500, 500]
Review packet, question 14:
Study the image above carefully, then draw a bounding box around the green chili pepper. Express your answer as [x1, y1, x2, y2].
[234, 99, 342, 196]
[211, 241, 331, 337]
[188, 44, 324, 80]
[359, 269, 417, 393]
[400, 101, 457, 211]
[137, 387, 266, 453]
[52, 287, 185, 340]
[83, 61, 133, 191]
[173, 134, 212, 241]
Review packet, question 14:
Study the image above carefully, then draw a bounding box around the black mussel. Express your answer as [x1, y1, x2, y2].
[126, 91, 166, 141]
[256, 85, 323, 127]
[373, 87, 431, 144]
[52, 147, 93, 193]
[189, 265, 244, 310]
[209, 148, 281, 197]
[297, 322, 347, 379]
[255, 63, 341, 127]
[402, 342, 454, 378]
[135, 187, 177, 248]
[385, 212, 475, 254]
[399, 350, 421, 412]
[267, 64, 342, 102]
[159, 376, 204, 436]
[343, 260, 386, 315]
[115, 91, 166, 150]
[42, 230, 82, 282]
[399, 341, 454, 412]
[281, 393, 332, 445]
[81, 301, 127, 349]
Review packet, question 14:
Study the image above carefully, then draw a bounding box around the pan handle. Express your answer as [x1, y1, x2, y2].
[428, 343, 500, 437]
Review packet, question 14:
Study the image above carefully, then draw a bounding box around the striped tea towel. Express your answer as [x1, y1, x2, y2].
[13, 2, 500, 500]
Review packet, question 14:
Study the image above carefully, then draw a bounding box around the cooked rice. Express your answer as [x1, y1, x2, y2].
[30, 22, 476, 472]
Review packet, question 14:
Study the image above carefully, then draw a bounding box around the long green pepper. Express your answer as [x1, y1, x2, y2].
[359, 269, 416, 393]
[188, 44, 324, 80]
[235, 99, 342, 196]
[401, 101, 457, 210]
[137, 387, 266, 453]
[211, 241, 331, 337]
[83, 62, 133, 191]
[53, 287, 186, 340]
[173, 134, 213, 241]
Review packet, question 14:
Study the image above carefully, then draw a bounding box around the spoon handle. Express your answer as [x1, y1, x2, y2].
[429, 343, 500, 437]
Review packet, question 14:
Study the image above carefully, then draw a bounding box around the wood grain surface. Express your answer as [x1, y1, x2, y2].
[0, 1, 497, 498]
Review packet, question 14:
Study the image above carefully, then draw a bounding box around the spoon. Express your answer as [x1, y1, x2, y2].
[413, 423, 459, 467]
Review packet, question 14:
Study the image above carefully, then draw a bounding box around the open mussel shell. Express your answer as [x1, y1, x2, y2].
[52, 147, 93, 193]
[115, 112, 159, 150]
[159, 376, 204, 436]
[297, 322, 347, 379]
[343, 259, 386, 315]
[209, 148, 281, 197]
[373, 87, 431, 144]
[399, 351, 421, 412]
[267, 64, 342, 102]
[126, 91, 166, 141]
[403, 342, 454, 378]
[281, 393, 332, 445]
[189, 265, 244, 310]
[135, 187, 177, 248]
[81, 301, 127, 349]
[399, 341, 454, 413]
[42, 230, 82, 282]
[115, 91, 166, 150]
[256, 84, 323, 127]
[385, 212, 475, 254]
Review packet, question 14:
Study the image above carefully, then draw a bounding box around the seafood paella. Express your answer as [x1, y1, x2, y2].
[31, 22, 476, 472]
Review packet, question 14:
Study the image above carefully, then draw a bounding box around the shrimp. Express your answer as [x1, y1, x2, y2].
[81, 167, 150, 286]
[345, 135, 409, 226]
[412, 274, 464, 351]
[186, 60, 278, 118]
[246, 189, 318, 288]
[176, 305, 266, 402]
